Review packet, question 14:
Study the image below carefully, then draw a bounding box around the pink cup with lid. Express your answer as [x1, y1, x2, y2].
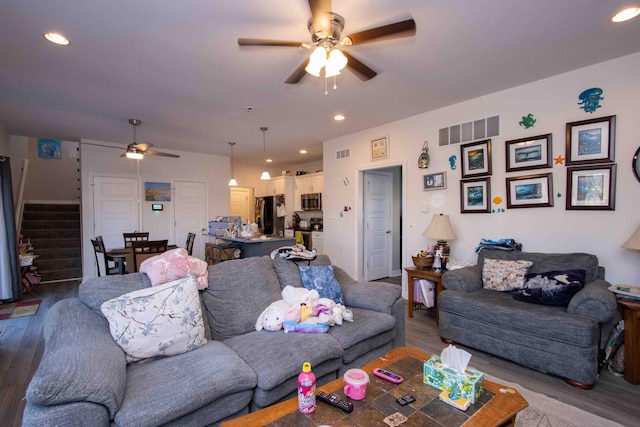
[343, 368, 370, 400]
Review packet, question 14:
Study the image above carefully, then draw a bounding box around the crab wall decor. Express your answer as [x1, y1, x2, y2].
[578, 87, 604, 113]
[519, 114, 536, 129]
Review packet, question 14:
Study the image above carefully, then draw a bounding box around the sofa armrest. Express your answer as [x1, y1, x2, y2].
[333, 266, 400, 313]
[567, 279, 617, 323]
[442, 266, 483, 293]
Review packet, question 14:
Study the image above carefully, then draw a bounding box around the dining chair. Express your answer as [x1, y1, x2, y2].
[185, 232, 196, 256]
[131, 239, 169, 272]
[91, 236, 120, 276]
[123, 232, 150, 248]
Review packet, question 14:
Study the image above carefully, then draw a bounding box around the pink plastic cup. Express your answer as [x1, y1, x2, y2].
[343, 369, 370, 400]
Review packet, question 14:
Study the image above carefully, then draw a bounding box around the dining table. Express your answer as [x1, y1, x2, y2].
[107, 245, 178, 274]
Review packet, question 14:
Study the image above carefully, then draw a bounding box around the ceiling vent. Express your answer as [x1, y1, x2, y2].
[336, 148, 351, 159]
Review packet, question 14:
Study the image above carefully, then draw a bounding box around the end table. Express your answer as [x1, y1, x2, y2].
[617, 298, 640, 384]
[405, 266, 444, 322]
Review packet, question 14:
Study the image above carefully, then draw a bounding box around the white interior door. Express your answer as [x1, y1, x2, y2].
[230, 187, 253, 224]
[174, 180, 207, 260]
[93, 176, 140, 251]
[364, 171, 393, 281]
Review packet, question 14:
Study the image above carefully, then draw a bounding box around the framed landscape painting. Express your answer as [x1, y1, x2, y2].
[566, 164, 616, 210]
[461, 139, 492, 178]
[460, 177, 491, 213]
[505, 134, 552, 172]
[565, 115, 615, 165]
[506, 173, 553, 209]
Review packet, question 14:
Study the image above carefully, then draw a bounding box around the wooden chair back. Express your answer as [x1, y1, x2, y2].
[123, 232, 150, 248]
[185, 232, 196, 256]
[91, 236, 118, 276]
[131, 239, 168, 272]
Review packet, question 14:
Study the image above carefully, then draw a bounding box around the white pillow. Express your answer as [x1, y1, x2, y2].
[101, 276, 207, 363]
[482, 258, 533, 291]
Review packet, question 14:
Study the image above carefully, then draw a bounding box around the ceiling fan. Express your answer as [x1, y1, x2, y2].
[238, 0, 416, 84]
[122, 119, 180, 159]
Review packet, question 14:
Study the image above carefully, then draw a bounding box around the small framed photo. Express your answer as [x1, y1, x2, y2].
[460, 139, 492, 178]
[506, 173, 553, 209]
[566, 164, 616, 210]
[565, 115, 615, 165]
[505, 134, 552, 172]
[460, 177, 491, 213]
[423, 171, 447, 191]
[371, 136, 389, 160]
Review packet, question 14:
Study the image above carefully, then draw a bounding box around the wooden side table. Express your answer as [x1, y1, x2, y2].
[617, 298, 640, 384]
[405, 266, 444, 321]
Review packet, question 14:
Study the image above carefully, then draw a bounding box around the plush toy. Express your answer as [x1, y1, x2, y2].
[281, 285, 319, 307]
[255, 300, 294, 332]
[299, 303, 314, 322]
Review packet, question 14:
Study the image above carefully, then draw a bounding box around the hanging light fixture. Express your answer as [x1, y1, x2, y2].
[260, 127, 271, 180]
[228, 142, 238, 186]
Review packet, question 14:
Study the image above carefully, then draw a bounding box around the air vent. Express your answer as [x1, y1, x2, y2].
[439, 115, 500, 146]
[336, 148, 351, 159]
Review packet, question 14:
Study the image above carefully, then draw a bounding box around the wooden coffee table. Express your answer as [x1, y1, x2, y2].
[220, 347, 527, 427]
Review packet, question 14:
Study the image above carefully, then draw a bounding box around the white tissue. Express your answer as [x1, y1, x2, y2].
[440, 344, 472, 375]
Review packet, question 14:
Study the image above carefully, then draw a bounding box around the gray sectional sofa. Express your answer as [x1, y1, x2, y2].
[438, 249, 617, 388]
[23, 255, 404, 426]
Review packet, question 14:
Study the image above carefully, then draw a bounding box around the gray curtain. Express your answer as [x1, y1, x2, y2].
[0, 156, 21, 301]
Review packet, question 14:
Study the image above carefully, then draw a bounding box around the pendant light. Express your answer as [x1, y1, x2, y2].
[260, 126, 271, 180]
[228, 142, 238, 186]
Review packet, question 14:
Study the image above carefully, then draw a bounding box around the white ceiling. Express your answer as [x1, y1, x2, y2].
[1, 1, 639, 166]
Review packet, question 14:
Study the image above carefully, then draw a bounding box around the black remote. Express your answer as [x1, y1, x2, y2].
[396, 394, 416, 406]
[317, 391, 354, 413]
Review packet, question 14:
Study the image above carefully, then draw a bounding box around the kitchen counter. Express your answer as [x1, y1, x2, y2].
[210, 235, 295, 259]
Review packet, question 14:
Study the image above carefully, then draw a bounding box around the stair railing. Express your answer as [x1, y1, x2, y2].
[14, 159, 28, 236]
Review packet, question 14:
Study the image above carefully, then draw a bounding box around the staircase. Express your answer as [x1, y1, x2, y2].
[20, 203, 82, 282]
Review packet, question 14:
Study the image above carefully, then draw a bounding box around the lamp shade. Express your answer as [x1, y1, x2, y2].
[422, 214, 457, 241]
[622, 225, 640, 250]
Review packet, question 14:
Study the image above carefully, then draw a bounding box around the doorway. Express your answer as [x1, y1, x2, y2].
[230, 186, 254, 224]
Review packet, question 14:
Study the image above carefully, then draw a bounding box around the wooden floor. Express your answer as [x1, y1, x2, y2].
[1, 280, 639, 426]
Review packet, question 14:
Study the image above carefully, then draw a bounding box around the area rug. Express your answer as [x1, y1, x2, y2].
[484, 374, 623, 427]
[0, 299, 41, 320]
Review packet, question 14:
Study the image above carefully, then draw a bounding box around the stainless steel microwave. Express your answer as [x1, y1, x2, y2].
[301, 193, 322, 211]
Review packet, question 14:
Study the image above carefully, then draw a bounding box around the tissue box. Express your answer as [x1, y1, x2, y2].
[423, 356, 484, 403]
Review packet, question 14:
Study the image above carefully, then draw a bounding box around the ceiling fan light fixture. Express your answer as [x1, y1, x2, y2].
[305, 46, 327, 76]
[126, 150, 144, 160]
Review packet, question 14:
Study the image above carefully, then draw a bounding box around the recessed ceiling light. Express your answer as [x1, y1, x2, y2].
[266, 158, 273, 163]
[43, 32, 70, 46]
[612, 7, 640, 22]
[334, 114, 346, 121]
[300, 149, 308, 154]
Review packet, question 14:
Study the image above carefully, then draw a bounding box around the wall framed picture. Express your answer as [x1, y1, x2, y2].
[423, 171, 447, 191]
[566, 164, 616, 210]
[371, 136, 389, 160]
[505, 134, 552, 172]
[506, 173, 553, 209]
[460, 139, 492, 178]
[460, 177, 491, 213]
[565, 115, 615, 165]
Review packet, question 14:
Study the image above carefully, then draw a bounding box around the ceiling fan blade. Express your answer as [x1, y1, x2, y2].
[342, 18, 416, 45]
[144, 150, 180, 158]
[133, 142, 153, 151]
[342, 52, 377, 81]
[308, 0, 332, 36]
[238, 38, 305, 47]
[285, 60, 309, 84]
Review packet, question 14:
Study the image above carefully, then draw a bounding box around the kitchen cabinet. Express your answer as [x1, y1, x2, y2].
[294, 172, 323, 211]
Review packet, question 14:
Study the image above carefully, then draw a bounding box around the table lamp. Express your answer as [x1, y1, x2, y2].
[622, 225, 640, 251]
[422, 214, 457, 271]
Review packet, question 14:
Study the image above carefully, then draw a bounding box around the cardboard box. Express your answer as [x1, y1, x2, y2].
[423, 356, 484, 403]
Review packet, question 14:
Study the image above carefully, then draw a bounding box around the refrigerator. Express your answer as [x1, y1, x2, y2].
[254, 195, 286, 236]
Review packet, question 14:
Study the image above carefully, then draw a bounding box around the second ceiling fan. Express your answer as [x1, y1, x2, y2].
[238, 0, 416, 84]
[122, 119, 180, 159]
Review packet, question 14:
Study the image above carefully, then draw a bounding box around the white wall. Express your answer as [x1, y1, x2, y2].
[323, 52, 640, 295]
[80, 140, 231, 277]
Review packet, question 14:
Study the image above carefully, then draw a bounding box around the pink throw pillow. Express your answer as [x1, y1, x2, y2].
[140, 248, 209, 290]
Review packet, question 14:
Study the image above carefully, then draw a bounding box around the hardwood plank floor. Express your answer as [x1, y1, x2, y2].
[1, 279, 638, 426]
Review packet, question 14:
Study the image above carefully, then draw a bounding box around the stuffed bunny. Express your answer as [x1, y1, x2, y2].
[255, 300, 294, 332]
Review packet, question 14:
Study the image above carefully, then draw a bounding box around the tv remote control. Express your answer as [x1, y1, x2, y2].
[317, 391, 354, 413]
[396, 394, 415, 406]
[373, 368, 403, 384]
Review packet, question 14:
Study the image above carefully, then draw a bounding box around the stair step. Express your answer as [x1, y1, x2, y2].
[23, 204, 79, 212]
[36, 257, 82, 270]
[29, 237, 81, 249]
[23, 211, 80, 221]
[24, 229, 80, 239]
[34, 247, 81, 260]
[39, 267, 83, 282]
[21, 219, 80, 230]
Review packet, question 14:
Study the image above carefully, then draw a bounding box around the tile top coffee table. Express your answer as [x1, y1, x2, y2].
[220, 346, 528, 427]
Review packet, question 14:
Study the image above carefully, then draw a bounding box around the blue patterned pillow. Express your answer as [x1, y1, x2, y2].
[513, 269, 586, 306]
[298, 265, 344, 305]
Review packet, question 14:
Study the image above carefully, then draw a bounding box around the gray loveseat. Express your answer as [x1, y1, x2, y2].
[23, 255, 404, 426]
[438, 249, 616, 389]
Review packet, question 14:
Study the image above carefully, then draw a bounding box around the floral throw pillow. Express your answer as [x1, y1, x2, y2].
[298, 265, 345, 305]
[482, 258, 533, 291]
[101, 276, 207, 363]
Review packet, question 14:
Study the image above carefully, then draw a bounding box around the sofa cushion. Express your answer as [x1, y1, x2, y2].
[140, 247, 209, 290]
[26, 299, 126, 418]
[100, 276, 207, 363]
[482, 258, 533, 291]
[79, 272, 151, 313]
[272, 255, 332, 289]
[115, 341, 257, 426]
[202, 256, 283, 340]
[514, 269, 586, 305]
[298, 265, 345, 305]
